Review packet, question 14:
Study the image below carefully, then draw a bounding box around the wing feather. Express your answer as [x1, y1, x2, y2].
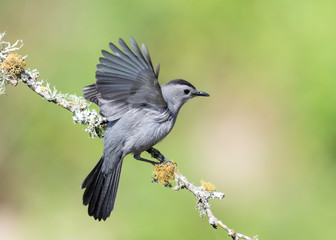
[83, 84, 99, 105]
[99, 58, 138, 74]
[83, 38, 167, 120]
[118, 38, 147, 69]
[108, 42, 142, 70]
[130, 37, 149, 68]
[142, 43, 154, 70]
[155, 63, 160, 78]
[96, 64, 135, 79]
[101, 50, 141, 71]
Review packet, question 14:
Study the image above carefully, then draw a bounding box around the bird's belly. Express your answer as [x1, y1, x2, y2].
[104, 108, 175, 156]
[124, 118, 174, 154]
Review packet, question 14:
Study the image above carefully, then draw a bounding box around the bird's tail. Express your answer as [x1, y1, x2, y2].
[81, 157, 123, 221]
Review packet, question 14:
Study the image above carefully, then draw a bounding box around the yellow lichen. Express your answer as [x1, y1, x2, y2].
[200, 179, 216, 192]
[153, 161, 178, 186]
[0, 53, 26, 85]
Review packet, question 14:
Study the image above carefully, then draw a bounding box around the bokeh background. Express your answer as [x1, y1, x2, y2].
[1, 0, 336, 239]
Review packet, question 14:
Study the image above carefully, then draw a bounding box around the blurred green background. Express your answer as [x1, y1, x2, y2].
[1, 0, 336, 239]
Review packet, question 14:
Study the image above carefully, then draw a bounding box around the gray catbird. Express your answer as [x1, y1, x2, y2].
[81, 37, 209, 221]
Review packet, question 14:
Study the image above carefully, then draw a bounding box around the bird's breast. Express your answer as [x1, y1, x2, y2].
[121, 109, 176, 154]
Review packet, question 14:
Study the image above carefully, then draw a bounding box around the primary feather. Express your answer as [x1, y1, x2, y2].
[83, 38, 167, 121]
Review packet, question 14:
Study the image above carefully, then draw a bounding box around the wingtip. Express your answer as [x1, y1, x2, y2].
[109, 42, 120, 54]
[129, 37, 139, 49]
[141, 43, 146, 52]
[118, 37, 125, 45]
[101, 49, 109, 57]
[129, 36, 136, 43]
[156, 63, 160, 78]
[98, 57, 105, 64]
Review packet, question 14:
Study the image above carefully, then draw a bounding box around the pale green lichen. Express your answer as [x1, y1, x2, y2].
[0, 75, 6, 95]
[22, 67, 107, 138]
[173, 172, 225, 218]
[73, 107, 106, 138]
[1, 33, 106, 138]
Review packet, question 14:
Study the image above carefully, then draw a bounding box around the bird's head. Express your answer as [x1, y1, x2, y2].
[161, 79, 209, 115]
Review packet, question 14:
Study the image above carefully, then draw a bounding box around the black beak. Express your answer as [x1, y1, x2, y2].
[196, 90, 210, 97]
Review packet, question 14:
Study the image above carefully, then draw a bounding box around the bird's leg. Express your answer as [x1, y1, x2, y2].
[146, 147, 171, 163]
[133, 148, 172, 165]
[133, 153, 159, 165]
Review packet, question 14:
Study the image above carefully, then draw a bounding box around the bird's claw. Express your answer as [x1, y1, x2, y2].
[146, 147, 171, 164]
[162, 157, 171, 163]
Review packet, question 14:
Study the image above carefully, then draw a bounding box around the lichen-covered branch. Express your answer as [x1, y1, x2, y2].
[1, 33, 260, 240]
[175, 172, 259, 240]
[152, 158, 259, 240]
[20, 69, 107, 137]
[0, 32, 24, 59]
[0, 32, 106, 138]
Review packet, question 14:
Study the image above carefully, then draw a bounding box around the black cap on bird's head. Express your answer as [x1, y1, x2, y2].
[161, 79, 210, 115]
[165, 79, 210, 97]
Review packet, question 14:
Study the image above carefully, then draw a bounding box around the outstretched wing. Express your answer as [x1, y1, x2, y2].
[83, 37, 166, 121]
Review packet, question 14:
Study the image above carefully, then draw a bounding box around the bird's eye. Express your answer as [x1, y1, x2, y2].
[184, 89, 190, 94]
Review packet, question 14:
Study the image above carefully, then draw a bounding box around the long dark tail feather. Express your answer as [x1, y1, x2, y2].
[81, 157, 123, 221]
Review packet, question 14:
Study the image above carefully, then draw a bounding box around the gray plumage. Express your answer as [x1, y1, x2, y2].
[81, 37, 209, 221]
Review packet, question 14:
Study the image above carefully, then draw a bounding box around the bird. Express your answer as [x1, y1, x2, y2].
[81, 37, 209, 221]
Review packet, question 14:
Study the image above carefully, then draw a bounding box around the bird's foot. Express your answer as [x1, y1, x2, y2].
[146, 147, 171, 163]
[133, 153, 159, 165]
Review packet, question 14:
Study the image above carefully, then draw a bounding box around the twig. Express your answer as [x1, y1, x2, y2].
[20, 69, 107, 138]
[149, 149, 259, 240]
[0, 33, 260, 240]
[0, 32, 24, 59]
[175, 172, 259, 240]
[0, 32, 107, 138]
